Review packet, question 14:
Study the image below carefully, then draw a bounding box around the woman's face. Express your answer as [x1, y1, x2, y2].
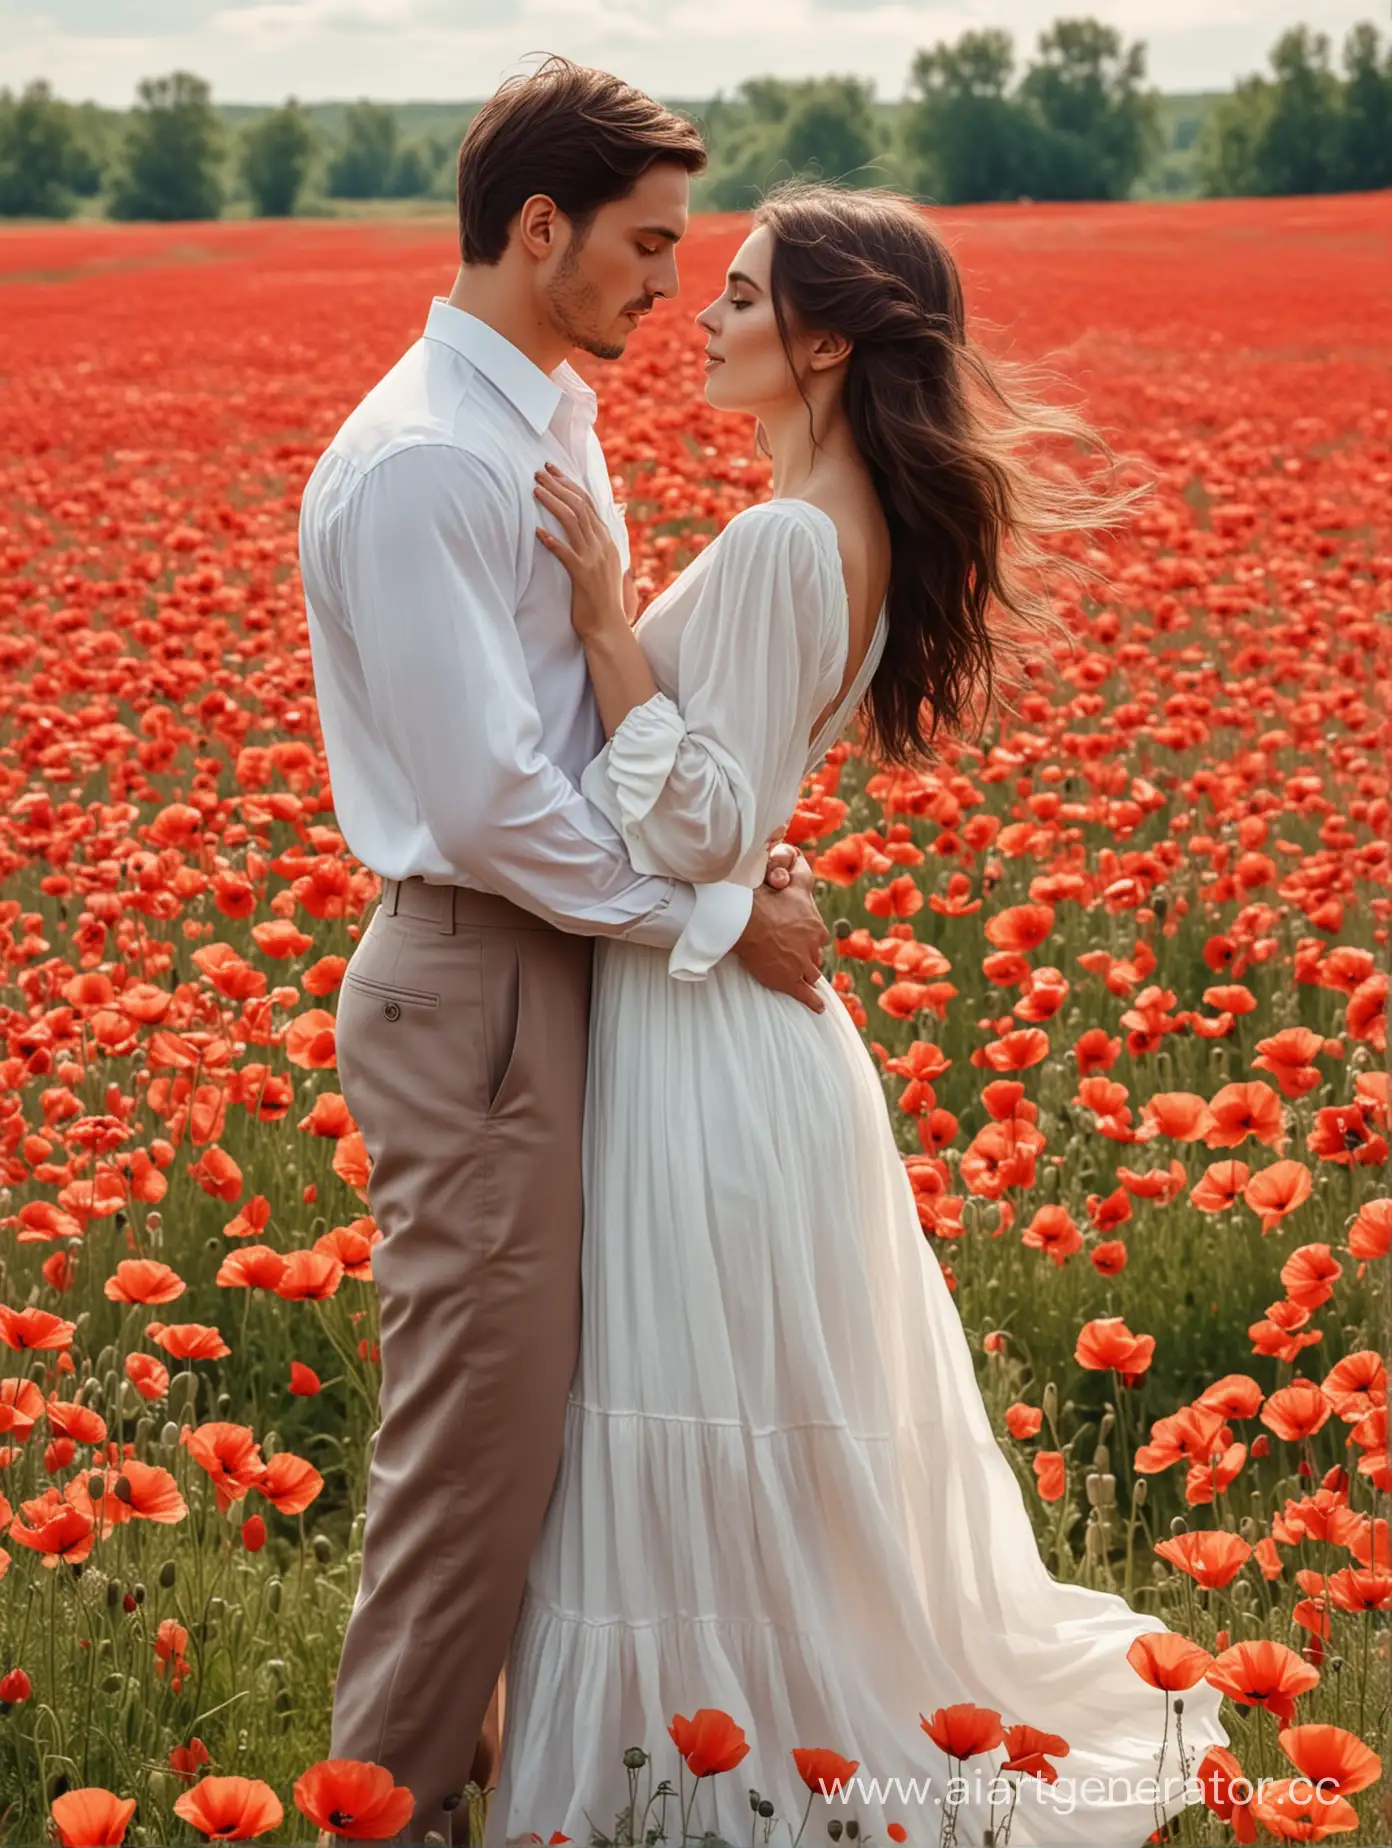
[695, 225, 799, 415]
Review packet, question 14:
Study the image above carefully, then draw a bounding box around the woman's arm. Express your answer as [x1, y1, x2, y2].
[534, 465, 843, 888]
[534, 461, 661, 738]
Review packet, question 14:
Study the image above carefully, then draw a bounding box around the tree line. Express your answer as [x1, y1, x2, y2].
[0, 17, 1388, 223]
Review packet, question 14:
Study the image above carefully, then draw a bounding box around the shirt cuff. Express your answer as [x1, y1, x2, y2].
[669, 881, 755, 981]
[606, 875, 688, 952]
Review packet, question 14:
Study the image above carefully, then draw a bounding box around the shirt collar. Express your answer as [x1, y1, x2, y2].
[423, 298, 597, 436]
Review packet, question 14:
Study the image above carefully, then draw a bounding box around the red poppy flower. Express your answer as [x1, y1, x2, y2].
[292, 1759, 415, 1840]
[920, 1703, 1004, 1759]
[668, 1708, 750, 1777]
[174, 1774, 285, 1840]
[791, 1747, 861, 1794]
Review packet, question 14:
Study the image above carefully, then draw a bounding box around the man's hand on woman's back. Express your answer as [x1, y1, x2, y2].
[735, 848, 829, 1013]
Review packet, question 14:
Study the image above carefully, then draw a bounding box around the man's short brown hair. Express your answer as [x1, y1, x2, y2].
[457, 55, 707, 266]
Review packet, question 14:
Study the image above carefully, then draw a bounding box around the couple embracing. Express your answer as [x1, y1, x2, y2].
[298, 53, 1227, 1846]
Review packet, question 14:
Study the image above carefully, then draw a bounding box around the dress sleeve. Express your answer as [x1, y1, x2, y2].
[580, 502, 846, 892]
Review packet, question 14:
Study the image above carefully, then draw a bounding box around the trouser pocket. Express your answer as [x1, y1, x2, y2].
[479, 930, 523, 1117]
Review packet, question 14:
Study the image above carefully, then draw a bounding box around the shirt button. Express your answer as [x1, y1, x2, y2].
[382, 1001, 401, 1022]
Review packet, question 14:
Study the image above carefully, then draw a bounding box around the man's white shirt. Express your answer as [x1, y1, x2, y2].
[298, 297, 754, 968]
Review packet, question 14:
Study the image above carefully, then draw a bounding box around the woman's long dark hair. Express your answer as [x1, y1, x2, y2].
[752, 178, 1146, 767]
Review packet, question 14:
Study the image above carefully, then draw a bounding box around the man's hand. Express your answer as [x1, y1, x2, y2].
[734, 849, 828, 1013]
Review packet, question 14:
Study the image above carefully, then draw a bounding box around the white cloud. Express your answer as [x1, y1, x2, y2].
[209, 0, 417, 41]
[1, 0, 1379, 102]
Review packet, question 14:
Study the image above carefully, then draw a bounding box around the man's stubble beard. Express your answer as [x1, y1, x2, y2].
[545, 241, 626, 363]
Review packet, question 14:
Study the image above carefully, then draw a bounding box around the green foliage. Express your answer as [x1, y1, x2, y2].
[107, 70, 224, 222]
[699, 76, 890, 211]
[903, 29, 1042, 205]
[1339, 21, 1392, 188]
[238, 97, 318, 217]
[1199, 20, 1392, 196]
[1263, 25, 1344, 194]
[902, 14, 1159, 204]
[0, 79, 86, 218]
[385, 138, 436, 198]
[1196, 75, 1273, 197]
[1017, 17, 1161, 199]
[325, 99, 394, 199]
[62, 103, 117, 198]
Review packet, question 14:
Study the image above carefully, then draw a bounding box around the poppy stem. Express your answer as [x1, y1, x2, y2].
[788, 1787, 815, 1848]
[1151, 1693, 1170, 1840]
[1110, 1382, 1134, 1542]
[940, 1753, 960, 1848]
[678, 1760, 693, 1841]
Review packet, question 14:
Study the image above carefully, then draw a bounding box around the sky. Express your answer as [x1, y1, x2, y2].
[2, 0, 1378, 107]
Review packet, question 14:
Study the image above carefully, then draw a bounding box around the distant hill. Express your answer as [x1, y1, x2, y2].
[215, 99, 486, 142]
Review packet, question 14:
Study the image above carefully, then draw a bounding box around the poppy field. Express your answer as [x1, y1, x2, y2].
[0, 191, 1388, 1845]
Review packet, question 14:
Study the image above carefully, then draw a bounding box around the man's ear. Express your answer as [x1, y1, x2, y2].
[516, 194, 561, 260]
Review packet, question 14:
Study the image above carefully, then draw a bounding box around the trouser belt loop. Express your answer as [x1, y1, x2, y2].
[438, 885, 458, 936]
[381, 877, 401, 917]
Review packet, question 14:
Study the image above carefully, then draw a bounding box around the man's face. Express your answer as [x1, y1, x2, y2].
[542, 160, 690, 361]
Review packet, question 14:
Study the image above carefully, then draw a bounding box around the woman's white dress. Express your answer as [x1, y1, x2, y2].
[485, 499, 1228, 1845]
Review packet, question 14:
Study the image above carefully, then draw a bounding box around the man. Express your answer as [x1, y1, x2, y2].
[297, 55, 829, 1842]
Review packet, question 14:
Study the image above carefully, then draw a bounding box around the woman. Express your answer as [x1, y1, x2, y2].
[485, 180, 1229, 1844]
